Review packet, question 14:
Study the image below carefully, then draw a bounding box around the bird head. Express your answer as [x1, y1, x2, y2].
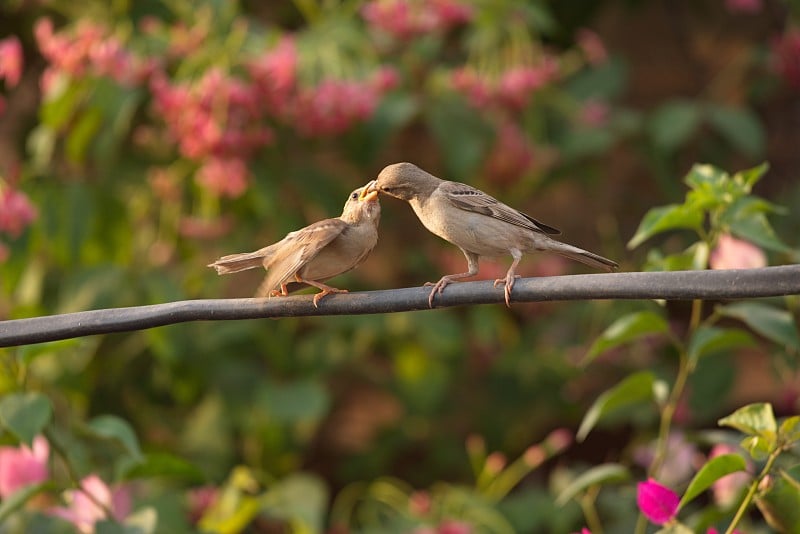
[373, 162, 439, 202]
[341, 182, 381, 224]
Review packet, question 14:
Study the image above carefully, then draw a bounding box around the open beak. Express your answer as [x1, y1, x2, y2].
[360, 180, 379, 202]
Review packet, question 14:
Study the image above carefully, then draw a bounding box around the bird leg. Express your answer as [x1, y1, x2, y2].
[425, 250, 479, 308]
[493, 248, 522, 307]
[295, 274, 348, 308]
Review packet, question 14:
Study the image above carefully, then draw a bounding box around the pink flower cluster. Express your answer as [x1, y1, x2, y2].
[0, 35, 23, 117]
[0, 183, 38, 261]
[361, 0, 473, 40]
[34, 18, 153, 92]
[710, 233, 766, 270]
[451, 60, 559, 112]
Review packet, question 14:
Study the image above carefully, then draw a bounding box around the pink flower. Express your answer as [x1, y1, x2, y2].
[195, 157, 249, 199]
[633, 433, 700, 486]
[709, 234, 766, 270]
[0, 187, 38, 237]
[0, 36, 23, 88]
[772, 30, 800, 92]
[484, 121, 534, 184]
[725, 0, 763, 13]
[637, 478, 679, 525]
[361, 0, 472, 40]
[49, 475, 131, 534]
[409, 490, 431, 516]
[248, 37, 298, 112]
[187, 485, 218, 524]
[709, 444, 751, 508]
[0, 436, 49, 498]
[438, 520, 472, 534]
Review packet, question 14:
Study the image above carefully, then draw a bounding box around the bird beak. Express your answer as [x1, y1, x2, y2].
[360, 181, 379, 202]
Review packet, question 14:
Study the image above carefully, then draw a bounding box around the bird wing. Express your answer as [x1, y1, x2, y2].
[439, 181, 561, 235]
[257, 218, 348, 296]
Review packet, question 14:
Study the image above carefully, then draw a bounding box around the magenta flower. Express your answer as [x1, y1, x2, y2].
[637, 478, 679, 525]
[49, 474, 131, 534]
[0, 36, 23, 88]
[0, 435, 49, 498]
[710, 234, 766, 270]
[0, 186, 38, 238]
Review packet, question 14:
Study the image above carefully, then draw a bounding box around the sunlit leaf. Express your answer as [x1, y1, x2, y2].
[719, 403, 777, 435]
[678, 453, 748, 510]
[779, 416, 800, 444]
[734, 162, 770, 190]
[0, 392, 52, 446]
[584, 311, 669, 365]
[628, 204, 703, 249]
[577, 371, 656, 442]
[555, 463, 630, 506]
[716, 303, 800, 351]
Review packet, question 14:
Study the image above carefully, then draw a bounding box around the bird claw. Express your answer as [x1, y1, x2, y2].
[493, 275, 521, 307]
[312, 288, 348, 308]
[424, 278, 450, 308]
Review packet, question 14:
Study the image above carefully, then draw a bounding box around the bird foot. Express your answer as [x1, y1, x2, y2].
[312, 287, 348, 308]
[424, 277, 460, 308]
[493, 274, 521, 307]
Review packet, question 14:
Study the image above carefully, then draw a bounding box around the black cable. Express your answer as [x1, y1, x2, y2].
[1, 265, 799, 347]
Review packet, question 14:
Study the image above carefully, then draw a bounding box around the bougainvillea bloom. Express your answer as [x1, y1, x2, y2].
[49, 475, 131, 534]
[0, 36, 23, 88]
[637, 478, 679, 525]
[361, 0, 472, 40]
[0, 436, 49, 498]
[709, 234, 766, 270]
[0, 187, 38, 237]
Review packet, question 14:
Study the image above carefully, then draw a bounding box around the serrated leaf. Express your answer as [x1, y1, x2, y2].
[687, 326, 754, 366]
[628, 204, 703, 249]
[719, 403, 777, 436]
[717, 303, 800, 351]
[88, 415, 144, 462]
[706, 105, 765, 158]
[584, 311, 669, 365]
[555, 463, 630, 506]
[577, 371, 656, 442]
[0, 392, 52, 446]
[649, 100, 701, 152]
[678, 453, 748, 509]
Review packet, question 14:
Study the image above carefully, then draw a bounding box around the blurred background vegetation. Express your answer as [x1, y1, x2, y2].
[0, 0, 799, 532]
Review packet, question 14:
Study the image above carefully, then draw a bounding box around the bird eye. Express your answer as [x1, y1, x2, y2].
[351, 192, 359, 200]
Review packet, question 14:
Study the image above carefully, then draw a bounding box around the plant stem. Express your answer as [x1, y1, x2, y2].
[725, 448, 780, 534]
[581, 485, 604, 534]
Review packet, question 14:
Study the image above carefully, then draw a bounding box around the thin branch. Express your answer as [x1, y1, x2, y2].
[1, 265, 799, 347]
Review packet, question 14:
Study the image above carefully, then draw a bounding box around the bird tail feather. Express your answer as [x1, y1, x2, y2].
[547, 241, 619, 272]
[208, 245, 275, 275]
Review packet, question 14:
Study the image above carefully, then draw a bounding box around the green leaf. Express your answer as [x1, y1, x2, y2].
[678, 453, 748, 509]
[584, 311, 669, 365]
[734, 162, 770, 190]
[719, 403, 777, 437]
[0, 392, 52, 446]
[649, 100, 701, 152]
[706, 104, 765, 158]
[66, 107, 103, 165]
[729, 213, 792, 253]
[756, 469, 800, 533]
[0, 482, 49, 523]
[716, 303, 800, 351]
[644, 242, 710, 272]
[627, 204, 703, 249]
[741, 435, 773, 460]
[687, 326, 754, 366]
[555, 463, 630, 506]
[119, 452, 205, 483]
[87, 415, 144, 462]
[257, 380, 331, 423]
[577, 371, 656, 442]
[779, 416, 800, 444]
[684, 163, 731, 191]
